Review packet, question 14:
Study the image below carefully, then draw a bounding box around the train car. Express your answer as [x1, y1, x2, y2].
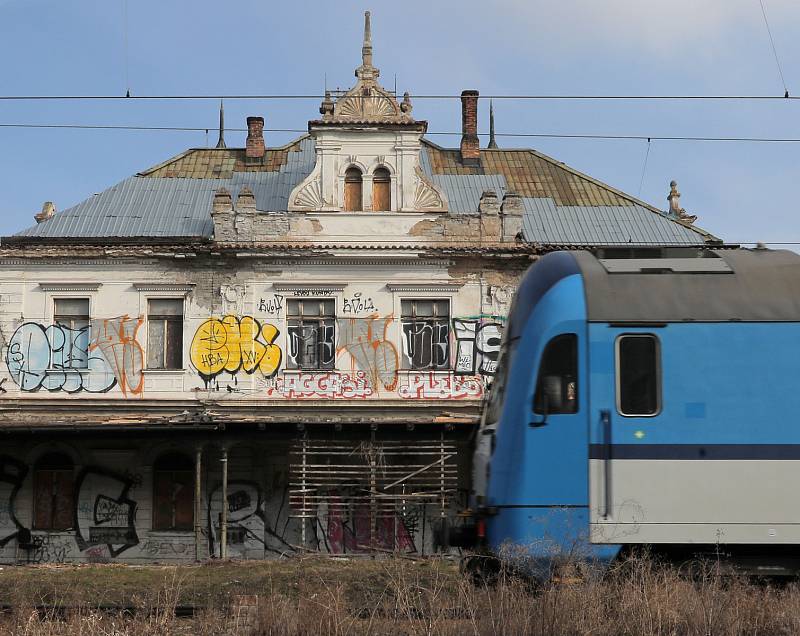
[457, 247, 800, 577]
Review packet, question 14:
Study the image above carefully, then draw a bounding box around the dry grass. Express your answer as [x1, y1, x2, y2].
[2, 553, 800, 635]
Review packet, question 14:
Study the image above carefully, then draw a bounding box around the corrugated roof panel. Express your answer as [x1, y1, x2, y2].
[522, 199, 705, 246]
[431, 174, 508, 215]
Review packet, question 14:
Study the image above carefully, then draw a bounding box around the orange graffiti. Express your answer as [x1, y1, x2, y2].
[89, 315, 145, 396]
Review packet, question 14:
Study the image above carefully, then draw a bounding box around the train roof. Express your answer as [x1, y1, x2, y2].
[509, 249, 800, 331]
[572, 248, 800, 322]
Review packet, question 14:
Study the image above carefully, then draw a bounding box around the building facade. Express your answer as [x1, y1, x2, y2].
[0, 13, 718, 563]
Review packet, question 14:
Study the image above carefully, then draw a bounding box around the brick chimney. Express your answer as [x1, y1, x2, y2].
[460, 90, 480, 165]
[246, 116, 265, 161]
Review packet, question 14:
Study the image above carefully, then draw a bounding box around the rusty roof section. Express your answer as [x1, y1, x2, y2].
[139, 136, 309, 179]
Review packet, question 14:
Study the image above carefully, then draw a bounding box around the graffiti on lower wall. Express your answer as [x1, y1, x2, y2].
[74, 468, 139, 558]
[0, 455, 28, 548]
[207, 480, 266, 558]
[4, 316, 144, 395]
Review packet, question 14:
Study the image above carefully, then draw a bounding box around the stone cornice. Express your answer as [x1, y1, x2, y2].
[38, 282, 102, 292]
[386, 283, 464, 293]
[272, 282, 347, 293]
[133, 283, 196, 293]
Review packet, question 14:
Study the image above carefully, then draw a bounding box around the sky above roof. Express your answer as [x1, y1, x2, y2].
[1, 0, 798, 246]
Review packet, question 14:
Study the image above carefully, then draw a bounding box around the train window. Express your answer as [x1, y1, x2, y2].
[616, 335, 661, 416]
[533, 334, 578, 415]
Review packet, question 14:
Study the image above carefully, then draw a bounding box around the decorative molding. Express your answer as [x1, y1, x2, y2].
[270, 259, 451, 268]
[413, 166, 447, 212]
[386, 283, 464, 293]
[272, 283, 347, 293]
[291, 176, 324, 210]
[133, 283, 195, 293]
[39, 282, 102, 292]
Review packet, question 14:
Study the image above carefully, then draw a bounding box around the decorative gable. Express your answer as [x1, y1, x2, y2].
[288, 12, 447, 214]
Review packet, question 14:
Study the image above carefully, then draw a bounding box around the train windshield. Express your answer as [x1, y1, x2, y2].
[533, 334, 578, 415]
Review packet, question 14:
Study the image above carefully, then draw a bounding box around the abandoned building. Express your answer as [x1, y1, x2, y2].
[0, 13, 720, 563]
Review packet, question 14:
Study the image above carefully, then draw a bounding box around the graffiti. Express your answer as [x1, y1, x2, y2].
[0, 455, 28, 547]
[29, 535, 72, 564]
[5, 316, 144, 395]
[398, 372, 483, 399]
[207, 481, 266, 558]
[401, 321, 449, 370]
[191, 315, 282, 382]
[341, 293, 376, 315]
[287, 323, 335, 370]
[337, 316, 398, 391]
[220, 284, 247, 315]
[89, 316, 145, 396]
[0, 378, 6, 393]
[324, 501, 416, 553]
[453, 319, 503, 376]
[258, 294, 284, 316]
[74, 468, 138, 558]
[142, 538, 191, 557]
[267, 371, 373, 399]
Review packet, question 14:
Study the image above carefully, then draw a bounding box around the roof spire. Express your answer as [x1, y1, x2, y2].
[362, 11, 372, 68]
[215, 99, 226, 149]
[488, 99, 498, 149]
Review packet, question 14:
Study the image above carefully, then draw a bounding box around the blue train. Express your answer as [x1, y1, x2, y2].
[455, 247, 800, 577]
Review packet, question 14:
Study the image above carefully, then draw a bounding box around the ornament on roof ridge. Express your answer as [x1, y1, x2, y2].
[319, 11, 415, 124]
[667, 180, 697, 224]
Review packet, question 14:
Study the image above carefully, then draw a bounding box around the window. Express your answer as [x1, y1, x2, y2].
[287, 299, 336, 370]
[147, 299, 184, 370]
[617, 335, 660, 416]
[53, 298, 90, 369]
[401, 299, 450, 370]
[533, 334, 578, 415]
[344, 167, 363, 212]
[372, 167, 391, 211]
[33, 453, 73, 531]
[153, 452, 194, 531]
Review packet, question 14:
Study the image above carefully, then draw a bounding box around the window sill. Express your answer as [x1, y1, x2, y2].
[143, 369, 186, 374]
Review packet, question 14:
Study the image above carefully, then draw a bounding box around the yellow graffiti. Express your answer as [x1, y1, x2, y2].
[191, 315, 282, 380]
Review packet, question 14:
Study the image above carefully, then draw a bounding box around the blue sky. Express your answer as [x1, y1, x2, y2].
[1, 0, 798, 244]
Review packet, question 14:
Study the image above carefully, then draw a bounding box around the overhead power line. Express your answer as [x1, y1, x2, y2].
[758, 0, 790, 97]
[2, 122, 800, 144]
[0, 93, 798, 101]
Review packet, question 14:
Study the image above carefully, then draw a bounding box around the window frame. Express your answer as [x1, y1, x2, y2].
[343, 166, 364, 212]
[286, 298, 337, 371]
[371, 167, 391, 212]
[32, 452, 74, 531]
[400, 298, 451, 371]
[51, 297, 91, 371]
[152, 452, 194, 532]
[532, 333, 579, 416]
[615, 333, 662, 418]
[146, 297, 185, 371]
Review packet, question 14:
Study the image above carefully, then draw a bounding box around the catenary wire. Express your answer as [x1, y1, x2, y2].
[2, 123, 800, 144]
[0, 94, 799, 101]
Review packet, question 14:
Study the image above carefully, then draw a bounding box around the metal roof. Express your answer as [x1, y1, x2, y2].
[521, 198, 705, 246]
[14, 136, 712, 246]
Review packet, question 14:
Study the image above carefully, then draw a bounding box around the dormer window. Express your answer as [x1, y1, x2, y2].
[344, 167, 363, 211]
[372, 167, 391, 211]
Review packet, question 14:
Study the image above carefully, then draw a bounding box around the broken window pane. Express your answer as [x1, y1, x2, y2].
[287, 299, 336, 370]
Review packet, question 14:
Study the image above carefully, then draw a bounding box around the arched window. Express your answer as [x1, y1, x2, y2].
[344, 167, 363, 212]
[372, 167, 391, 211]
[33, 452, 74, 531]
[153, 452, 194, 531]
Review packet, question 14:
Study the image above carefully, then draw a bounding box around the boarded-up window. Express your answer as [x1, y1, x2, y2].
[401, 299, 450, 370]
[344, 167, 363, 212]
[287, 299, 336, 370]
[53, 298, 90, 369]
[33, 453, 74, 531]
[153, 452, 194, 531]
[147, 299, 183, 370]
[372, 167, 391, 211]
